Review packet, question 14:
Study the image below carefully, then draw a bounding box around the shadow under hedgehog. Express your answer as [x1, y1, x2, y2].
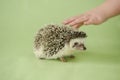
[34, 24, 87, 62]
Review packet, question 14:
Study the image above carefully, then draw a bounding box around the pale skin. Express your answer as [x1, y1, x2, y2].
[63, 0, 120, 28]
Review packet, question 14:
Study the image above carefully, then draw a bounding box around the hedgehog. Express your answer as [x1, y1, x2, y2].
[33, 24, 87, 62]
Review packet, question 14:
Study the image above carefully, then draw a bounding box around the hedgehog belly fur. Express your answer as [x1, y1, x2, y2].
[47, 43, 74, 59]
[34, 43, 74, 59]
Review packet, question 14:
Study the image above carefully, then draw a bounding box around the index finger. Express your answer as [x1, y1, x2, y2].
[63, 15, 83, 25]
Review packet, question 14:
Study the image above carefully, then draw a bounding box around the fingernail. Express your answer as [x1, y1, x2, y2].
[62, 22, 67, 25]
[62, 22, 66, 24]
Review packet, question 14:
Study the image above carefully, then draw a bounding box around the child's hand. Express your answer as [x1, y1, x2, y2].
[63, 0, 120, 28]
[63, 10, 107, 28]
[63, 15, 87, 28]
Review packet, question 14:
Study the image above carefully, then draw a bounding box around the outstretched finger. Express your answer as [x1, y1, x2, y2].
[73, 23, 83, 28]
[69, 16, 88, 26]
[63, 14, 85, 25]
[63, 16, 79, 25]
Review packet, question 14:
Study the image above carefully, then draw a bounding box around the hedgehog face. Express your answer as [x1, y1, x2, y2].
[69, 38, 86, 50]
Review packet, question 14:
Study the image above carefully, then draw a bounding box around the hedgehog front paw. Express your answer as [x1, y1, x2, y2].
[39, 58, 45, 60]
[59, 57, 67, 62]
[69, 55, 75, 58]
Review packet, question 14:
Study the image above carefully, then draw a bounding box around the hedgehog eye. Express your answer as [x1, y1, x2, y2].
[74, 42, 78, 45]
[73, 42, 78, 47]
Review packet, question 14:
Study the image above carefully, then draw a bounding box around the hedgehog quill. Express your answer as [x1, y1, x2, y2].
[33, 24, 87, 62]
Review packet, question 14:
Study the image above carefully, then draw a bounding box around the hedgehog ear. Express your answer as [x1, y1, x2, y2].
[79, 31, 87, 37]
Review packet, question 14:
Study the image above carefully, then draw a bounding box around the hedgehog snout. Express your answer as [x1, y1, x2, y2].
[70, 37, 87, 51]
[79, 43, 86, 50]
[72, 42, 86, 50]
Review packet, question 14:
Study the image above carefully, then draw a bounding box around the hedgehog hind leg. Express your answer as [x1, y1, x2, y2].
[39, 57, 45, 60]
[59, 57, 67, 62]
[69, 55, 75, 58]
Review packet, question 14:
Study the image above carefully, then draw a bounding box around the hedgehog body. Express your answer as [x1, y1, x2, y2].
[34, 24, 87, 61]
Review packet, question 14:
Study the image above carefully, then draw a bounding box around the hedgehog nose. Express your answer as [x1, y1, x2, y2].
[83, 46, 86, 50]
[79, 44, 86, 50]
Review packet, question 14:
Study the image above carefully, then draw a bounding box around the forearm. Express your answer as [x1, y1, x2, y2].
[97, 0, 120, 19]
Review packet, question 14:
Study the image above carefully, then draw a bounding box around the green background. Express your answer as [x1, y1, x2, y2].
[0, 0, 120, 80]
